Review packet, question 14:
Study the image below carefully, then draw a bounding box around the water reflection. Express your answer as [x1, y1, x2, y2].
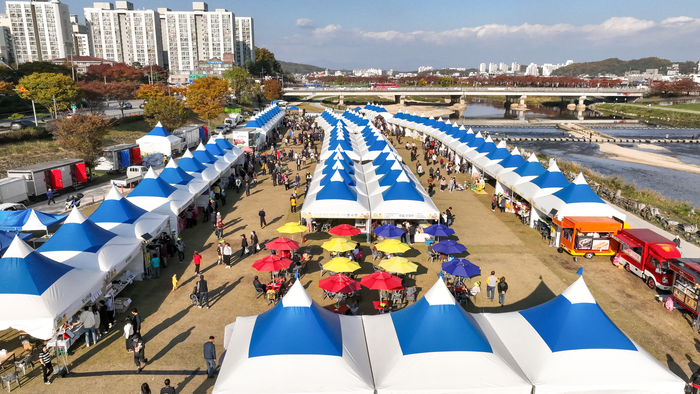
[448, 99, 608, 121]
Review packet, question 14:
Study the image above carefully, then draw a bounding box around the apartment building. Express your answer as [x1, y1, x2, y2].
[234, 16, 254, 65]
[84, 1, 163, 66]
[6, 0, 74, 63]
[70, 14, 92, 57]
[0, 14, 15, 65]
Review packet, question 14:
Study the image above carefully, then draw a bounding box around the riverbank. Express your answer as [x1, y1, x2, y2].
[598, 143, 700, 175]
[593, 103, 700, 128]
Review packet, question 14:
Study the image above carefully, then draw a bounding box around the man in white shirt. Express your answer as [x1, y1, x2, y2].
[486, 271, 498, 302]
[78, 305, 97, 347]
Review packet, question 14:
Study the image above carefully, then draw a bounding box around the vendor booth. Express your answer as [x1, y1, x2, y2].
[0, 209, 67, 232]
[136, 122, 184, 156]
[90, 186, 170, 242]
[555, 216, 621, 259]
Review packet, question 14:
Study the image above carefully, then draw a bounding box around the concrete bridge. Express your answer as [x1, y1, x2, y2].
[282, 86, 644, 106]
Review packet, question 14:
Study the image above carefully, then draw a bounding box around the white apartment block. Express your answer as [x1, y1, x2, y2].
[499, 62, 508, 71]
[84, 1, 163, 66]
[6, 0, 74, 64]
[479, 63, 486, 73]
[234, 16, 254, 65]
[71, 15, 93, 57]
[417, 66, 433, 73]
[525, 63, 539, 76]
[163, 2, 235, 75]
[0, 14, 15, 65]
[511, 62, 521, 73]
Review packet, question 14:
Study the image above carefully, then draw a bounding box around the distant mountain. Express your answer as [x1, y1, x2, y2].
[279, 61, 326, 74]
[552, 57, 697, 77]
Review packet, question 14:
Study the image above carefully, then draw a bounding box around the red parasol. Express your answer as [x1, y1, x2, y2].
[252, 255, 293, 272]
[243, 147, 254, 153]
[265, 237, 300, 251]
[360, 272, 403, 290]
[329, 224, 361, 237]
[319, 273, 361, 294]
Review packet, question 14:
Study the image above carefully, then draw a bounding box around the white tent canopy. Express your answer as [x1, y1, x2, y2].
[136, 122, 183, 156]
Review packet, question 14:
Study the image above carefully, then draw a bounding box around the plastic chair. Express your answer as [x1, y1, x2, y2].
[405, 287, 418, 303]
[1, 371, 20, 392]
[14, 353, 34, 376]
[318, 261, 328, 277]
[427, 250, 438, 264]
[254, 285, 265, 299]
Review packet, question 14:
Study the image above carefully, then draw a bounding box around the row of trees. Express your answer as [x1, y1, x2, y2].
[311, 74, 626, 88]
[650, 79, 700, 96]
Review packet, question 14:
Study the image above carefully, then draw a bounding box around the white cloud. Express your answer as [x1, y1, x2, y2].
[295, 18, 316, 29]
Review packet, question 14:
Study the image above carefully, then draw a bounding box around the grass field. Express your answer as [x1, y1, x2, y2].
[594, 103, 700, 128]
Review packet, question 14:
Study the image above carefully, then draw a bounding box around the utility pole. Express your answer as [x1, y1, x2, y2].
[52, 95, 58, 118]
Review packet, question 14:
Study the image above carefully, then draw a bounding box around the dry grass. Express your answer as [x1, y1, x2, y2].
[5, 131, 698, 394]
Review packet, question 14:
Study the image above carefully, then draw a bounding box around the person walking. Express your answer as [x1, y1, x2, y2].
[245, 181, 250, 197]
[139, 383, 152, 394]
[223, 242, 233, 268]
[290, 195, 297, 213]
[132, 335, 148, 373]
[204, 336, 217, 378]
[240, 234, 249, 258]
[446, 207, 454, 227]
[193, 250, 202, 276]
[197, 275, 209, 309]
[131, 308, 142, 337]
[486, 271, 498, 302]
[408, 223, 417, 245]
[498, 277, 508, 306]
[160, 379, 176, 394]
[176, 238, 185, 263]
[98, 300, 111, 333]
[123, 317, 134, 352]
[251, 231, 259, 253]
[79, 305, 97, 347]
[171, 273, 178, 291]
[674, 235, 682, 248]
[46, 188, 56, 205]
[39, 343, 53, 385]
[235, 177, 242, 193]
[259, 207, 267, 228]
[151, 255, 161, 278]
[215, 216, 224, 239]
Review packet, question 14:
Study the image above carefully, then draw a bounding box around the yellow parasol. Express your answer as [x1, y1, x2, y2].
[323, 257, 361, 273]
[378, 257, 418, 274]
[375, 239, 411, 254]
[276, 222, 308, 234]
[321, 237, 355, 253]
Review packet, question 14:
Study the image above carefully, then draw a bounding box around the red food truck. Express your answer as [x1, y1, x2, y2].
[611, 228, 680, 290]
[669, 259, 700, 315]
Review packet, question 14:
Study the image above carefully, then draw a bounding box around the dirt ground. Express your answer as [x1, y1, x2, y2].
[5, 128, 700, 394]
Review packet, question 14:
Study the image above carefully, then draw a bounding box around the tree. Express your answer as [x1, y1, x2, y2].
[185, 77, 229, 128]
[103, 81, 138, 117]
[144, 65, 168, 83]
[8, 113, 24, 120]
[0, 81, 13, 95]
[249, 47, 283, 77]
[17, 61, 71, 76]
[437, 77, 453, 87]
[223, 66, 252, 99]
[50, 114, 114, 169]
[418, 78, 427, 86]
[143, 96, 188, 131]
[77, 81, 107, 113]
[85, 62, 144, 83]
[18, 72, 81, 118]
[335, 75, 345, 85]
[136, 83, 168, 100]
[263, 79, 282, 101]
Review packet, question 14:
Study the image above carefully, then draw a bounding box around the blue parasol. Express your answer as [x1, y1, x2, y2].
[423, 224, 455, 239]
[431, 239, 467, 255]
[373, 224, 405, 238]
[442, 259, 480, 278]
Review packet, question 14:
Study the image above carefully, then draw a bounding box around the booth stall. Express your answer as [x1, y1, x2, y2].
[90, 186, 170, 242]
[136, 122, 185, 156]
[556, 216, 621, 259]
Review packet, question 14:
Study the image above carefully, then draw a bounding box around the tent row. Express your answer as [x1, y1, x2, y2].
[213, 276, 683, 394]
[302, 109, 439, 221]
[388, 111, 625, 226]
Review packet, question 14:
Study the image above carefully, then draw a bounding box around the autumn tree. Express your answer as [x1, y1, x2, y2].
[136, 83, 168, 100]
[18, 72, 81, 118]
[418, 78, 427, 86]
[185, 76, 229, 128]
[223, 66, 253, 99]
[264, 79, 282, 101]
[77, 80, 107, 112]
[50, 114, 114, 169]
[85, 62, 144, 82]
[248, 47, 283, 77]
[17, 61, 72, 76]
[437, 77, 454, 87]
[103, 81, 138, 117]
[143, 96, 188, 131]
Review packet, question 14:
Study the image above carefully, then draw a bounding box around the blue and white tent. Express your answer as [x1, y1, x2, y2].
[484, 146, 524, 179]
[478, 276, 684, 394]
[474, 140, 510, 171]
[127, 167, 195, 228]
[533, 172, 626, 222]
[178, 149, 220, 184]
[39, 207, 143, 273]
[369, 172, 439, 220]
[0, 230, 31, 256]
[206, 136, 237, 164]
[160, 159, 209, 197]
[514, 159, 570, 202]
[136, 121, 183, 156]
[498, 152, 546, 191]
[457, 131, 485, 157]
[90, 186, 170, 241]
[0, 209, 67, 232]
[302, 172, 371, 219]
[194, 142, 229, 172]
[363, 278, 532, 394]
[0, 236, 105, 339]
[466, 135, 497, 163]
[213, 280, 374, 394]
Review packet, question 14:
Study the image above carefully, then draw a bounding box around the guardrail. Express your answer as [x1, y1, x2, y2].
[283, 86, 644, 93]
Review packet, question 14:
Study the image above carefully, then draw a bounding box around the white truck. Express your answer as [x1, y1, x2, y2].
[173, 125, 201, 150]
[111, 166, 149, 188]
[224, 113, 242, 129]
[0, 178, 28, 204]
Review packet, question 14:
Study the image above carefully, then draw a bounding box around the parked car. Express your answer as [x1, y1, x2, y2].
[139, 101, 148, 109]
[0, 203, 27, 211]
[120, 102, 133, 109]
[215, 125, 227, 134]
[10, 119, 34, 130]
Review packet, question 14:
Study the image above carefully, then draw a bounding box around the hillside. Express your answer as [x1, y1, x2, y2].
[552, 57, 696, 77]
[279, 60, 325, 74]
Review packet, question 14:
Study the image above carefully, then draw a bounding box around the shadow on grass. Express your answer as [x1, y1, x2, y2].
[463, 279, 557, 313]
[209, 277, 243, 307]
[149, 326, 195, 364]
[667, 354, 688, 381]
[65, 368, 205, 377]
[143, 305, 194, 343]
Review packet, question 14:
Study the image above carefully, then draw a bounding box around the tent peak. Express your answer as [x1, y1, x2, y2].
[424, 277, 456, 305]
[182, 149, 194, 158]
[195, 142, 207, 151]
[561, 276, 596, 304]
[165, 159, 178, 169]
[106, 185, 124, 201]
[527, 152, 538, 162]
[572, 172, 587, 185]
[144, 167, 158, 180]
[282, 280, 313, 307]
[4, 235, 34, 259]
[65, 206, 88, 224]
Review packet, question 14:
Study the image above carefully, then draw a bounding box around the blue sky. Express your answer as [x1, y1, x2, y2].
[8, 0, 700, 70]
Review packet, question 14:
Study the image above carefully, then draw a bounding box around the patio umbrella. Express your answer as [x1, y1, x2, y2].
[378, 257, 418, 274]
[276, 222, 307, 234]
[360, 271, 403, 290]
[252, 255, 293, 272]
[375, 239, 411, 254]
[321, 237, 355, 253]
[243, 147, 254, 153]
[329, 224, 361, 237]
[441, 258, 480, 278]
[431, 239, 467, 255]
[423, 224, 455, 240]
[265, 237, 300, 251]
[319, 273, 361, 294]
[373, 224, 404, 238]
[323, 257, 361, 273]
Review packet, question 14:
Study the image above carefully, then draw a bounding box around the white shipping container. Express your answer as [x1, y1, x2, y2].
[0, 178, 28, 203]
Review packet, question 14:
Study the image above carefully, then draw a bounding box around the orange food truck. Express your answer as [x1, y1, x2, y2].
[555, 216, 623, 259]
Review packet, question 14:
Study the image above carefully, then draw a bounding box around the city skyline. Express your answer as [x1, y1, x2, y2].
[1, 0, 699, 70]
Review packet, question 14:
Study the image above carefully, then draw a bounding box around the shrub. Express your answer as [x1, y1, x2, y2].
[8, 113, 24, 120]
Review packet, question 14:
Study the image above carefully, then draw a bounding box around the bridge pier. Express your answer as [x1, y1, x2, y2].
[577, 96, 587, 111]
[338, 95, 344, 106]
[394, 95, 401, 104]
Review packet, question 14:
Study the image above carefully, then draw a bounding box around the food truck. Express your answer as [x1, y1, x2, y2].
[555, 216, 622, 259]
[611, 228, 679, 290]
[669, 258, 700, 315]
[7, 159, 87, 199]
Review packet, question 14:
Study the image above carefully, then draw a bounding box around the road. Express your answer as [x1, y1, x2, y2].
[0, 99, 144, 129]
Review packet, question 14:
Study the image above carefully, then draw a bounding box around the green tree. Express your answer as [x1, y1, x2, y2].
[18, 73, 81, 118]
[263, 79, 282, 101]
[143, 96, 189, 131]
[335, 75, 345, 85]
[248, 47, 283, 77]
[8, 113, 24, 120]
[17, 61, 71, 76]
[50, 114, 114, 169]
[223, 66, 253, 99]
[185, 76, 230, 128]
[437, 77, 453, 87]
